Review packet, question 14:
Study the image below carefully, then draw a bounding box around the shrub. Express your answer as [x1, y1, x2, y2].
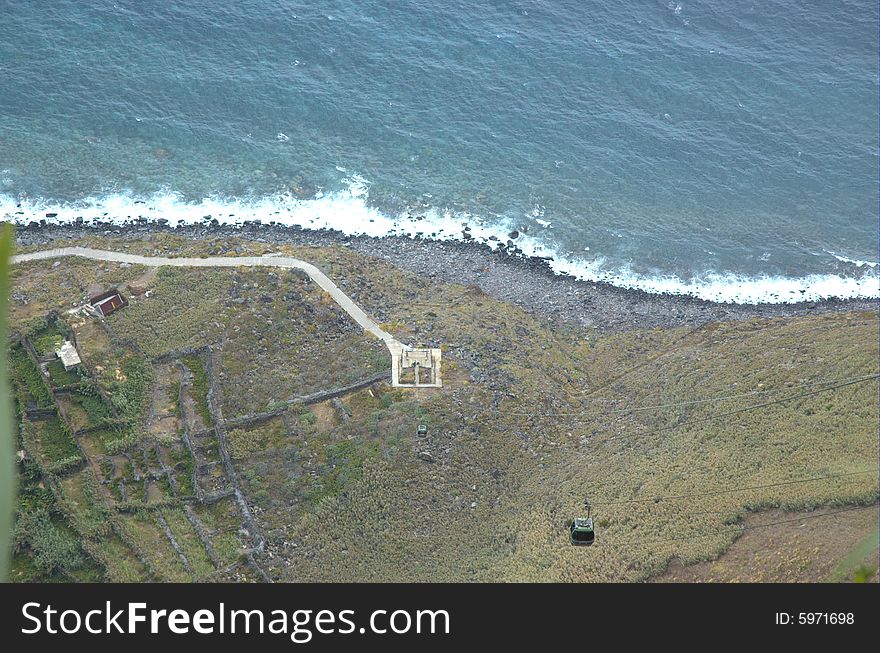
[74, 389, 112, 425]
[46, 359, 82, 387]
[299, 411, 317, 426]
[31, 333, 64, 358]
[181, 355, 212, 426]
[109, 356, 152, 424]
[9, 345, 53, 410]
[15, 510, 84, 574]
[38, 417, 79, 464]
[169, 442, 195, 496]
[853, 565, 877, 583]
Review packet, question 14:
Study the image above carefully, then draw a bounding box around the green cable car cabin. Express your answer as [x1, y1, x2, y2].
[570, 517, 595, 546]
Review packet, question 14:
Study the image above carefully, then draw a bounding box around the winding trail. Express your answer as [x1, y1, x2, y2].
[11, 246, 407, 357]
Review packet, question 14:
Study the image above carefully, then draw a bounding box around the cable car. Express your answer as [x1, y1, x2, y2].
[570, 502, 595, 546]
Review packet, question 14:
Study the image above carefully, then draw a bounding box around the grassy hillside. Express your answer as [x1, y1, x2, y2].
[8, 233, 878, 582]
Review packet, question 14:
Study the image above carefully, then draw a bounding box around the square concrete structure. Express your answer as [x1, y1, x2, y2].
[55, 341, 81, 371]
[391, 347, 442, 388]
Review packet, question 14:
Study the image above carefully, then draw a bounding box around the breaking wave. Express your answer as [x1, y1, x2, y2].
[3, 180, 878, 305]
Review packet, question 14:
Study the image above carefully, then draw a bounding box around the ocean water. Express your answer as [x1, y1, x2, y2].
[1, 0, 878, 303]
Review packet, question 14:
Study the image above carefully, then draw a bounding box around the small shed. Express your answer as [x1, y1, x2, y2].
[55, 341, 81, 371]
[89, 288, 128, 317]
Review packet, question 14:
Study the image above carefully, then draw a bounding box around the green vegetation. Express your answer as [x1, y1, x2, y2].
[306, 439, 376, 504]
[109, 267, 234, 355]
[13, 456, 92, 581]
[227, 419, 288, 460]
[56, 386, 113, 434]
[78, 427, 123, 456]
[46, 359, 82, 387]
[7, 233, 878, 583]
[84, 352, 154, 454]
[169, 442, 196, 496]
[181, 355, 212, 426]
[36, 417, 80, 468]
[109, 355, 151, 424]
[831, 529, 880, 582]
[118, 512, 190, 582]
[14, 509, 84, 576]
[9, 345, 53, 411]
[169, 380, 182, 417]
[851, 565, 877, 583]
[59, 470, 113, 540]
[161, 508, 214, 579]
[16, 460, 55, 516]
[214, 267, 390, 418]
[193, 498, 243, 567]
[30, 322, 67, 357]
[72, 385, 112, 425]
[86, 535, 149, 583]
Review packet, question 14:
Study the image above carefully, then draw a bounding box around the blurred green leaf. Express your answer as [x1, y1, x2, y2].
[0, 222, 16, 580]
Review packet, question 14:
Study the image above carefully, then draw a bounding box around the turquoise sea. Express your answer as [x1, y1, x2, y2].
[1, 0, 878, 302]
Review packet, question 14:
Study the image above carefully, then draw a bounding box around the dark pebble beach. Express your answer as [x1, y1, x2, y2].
[14, 221, 879, 333]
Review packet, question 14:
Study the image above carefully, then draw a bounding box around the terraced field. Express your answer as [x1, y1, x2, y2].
[8, 233, 879, 582]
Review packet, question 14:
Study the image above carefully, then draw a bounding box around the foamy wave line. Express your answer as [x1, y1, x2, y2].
[2, 187, 878, 305]
[823, 249, 878, 269]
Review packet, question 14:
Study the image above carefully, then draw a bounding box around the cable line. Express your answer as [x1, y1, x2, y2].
[611, 504, 879, 548]
[646, 373, 878, 433]
[590, 469, 878, 507]
[514, 372, 879, 418]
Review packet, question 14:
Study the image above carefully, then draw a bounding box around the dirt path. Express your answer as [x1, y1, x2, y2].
[12, 246, 407, 355]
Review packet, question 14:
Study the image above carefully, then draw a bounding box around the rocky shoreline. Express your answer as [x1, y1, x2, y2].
[13, 221, 879, 332]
